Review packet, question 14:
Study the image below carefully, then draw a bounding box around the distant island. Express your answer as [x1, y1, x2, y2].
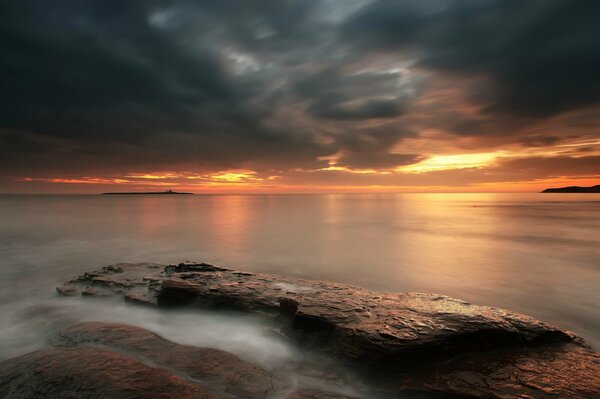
[102, 189, 193, 195]
[542, 185, 600, 193]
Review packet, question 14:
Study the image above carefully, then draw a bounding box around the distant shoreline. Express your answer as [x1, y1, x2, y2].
[541, 185, 600, 193]
[101, 190, 193, 195]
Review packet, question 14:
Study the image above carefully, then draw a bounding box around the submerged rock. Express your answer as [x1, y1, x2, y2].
[54, 262, 600, 398]
[0, 347, 221, 399]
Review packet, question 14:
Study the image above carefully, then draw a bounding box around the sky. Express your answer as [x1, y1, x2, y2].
[1, 0, 599, 193]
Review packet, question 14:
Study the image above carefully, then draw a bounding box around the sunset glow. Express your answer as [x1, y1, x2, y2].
[209, 171, 263, 183]
[1, 0, 598, 194]
[399, 153, 501, 173]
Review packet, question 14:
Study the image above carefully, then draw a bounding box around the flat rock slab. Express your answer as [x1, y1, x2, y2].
[50, 321, 285, 399]
[59, 262, 578, 366]
[0, 347, 221, 399]
[56, 262, 600, 398]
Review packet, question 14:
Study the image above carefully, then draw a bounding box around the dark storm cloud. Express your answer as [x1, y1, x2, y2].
[0, 0, 337, 175]
[332, 126, 420, 169]
[170, 0, 323, 52]
[0, 0, 332, 162]
[0, 0, 427, 178]
[310, 98, 403, 121]
[0, 1, 234, 136]
[1, 0, 598, 189]
[343, 0, 600, 118]
[290, 65, 421, 167]
[294, 67, 409, 121]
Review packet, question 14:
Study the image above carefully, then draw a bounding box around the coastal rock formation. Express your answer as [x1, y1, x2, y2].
[59, 262, 575, 366]
[0, 347, 221, 399]
[50, 322, 284, 399]
[53, 262, 600, 398]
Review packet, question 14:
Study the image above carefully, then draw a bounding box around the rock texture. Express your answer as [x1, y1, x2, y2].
[54, 262, 600, 399]
[287, 389, 359, 399]
[50, 321, 284, 399]
[401, 343, 600, 398]
[0, 347, 221, 399]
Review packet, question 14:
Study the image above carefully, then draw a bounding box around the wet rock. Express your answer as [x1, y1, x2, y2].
[0, 347, 221, 399]
[59, 262, 578, 367]
[165, 261, 228, 274]
[400, 343, 600, 398]
[50, 321, 284, 399]
[287, 389, 359, 398]
[56, 262, 600, 399]
[55, 284, 78, 296]
[57, 263, 164, 306]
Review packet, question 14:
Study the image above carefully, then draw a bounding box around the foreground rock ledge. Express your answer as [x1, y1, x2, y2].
[55, 262, 600, 398]
[56, 262, 579, 365]
[0, 347, 220, 399]
[0, 322, 358, 399]
[50, 321, 284, 399]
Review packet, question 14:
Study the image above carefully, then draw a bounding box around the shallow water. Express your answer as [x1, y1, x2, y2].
[0, 193, 599, 395]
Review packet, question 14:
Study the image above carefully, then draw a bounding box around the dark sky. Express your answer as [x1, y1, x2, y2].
[1, 0, 599, 193]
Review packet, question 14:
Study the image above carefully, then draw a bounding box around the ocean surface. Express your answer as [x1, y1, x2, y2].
[0, 193, 599, 396]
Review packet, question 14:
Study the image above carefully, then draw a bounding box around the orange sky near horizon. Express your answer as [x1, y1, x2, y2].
[7, 136, 600, 193]
[10, 157, 600, 194]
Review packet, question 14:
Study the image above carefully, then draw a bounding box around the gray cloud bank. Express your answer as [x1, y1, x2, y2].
[1, 0, 599, 189]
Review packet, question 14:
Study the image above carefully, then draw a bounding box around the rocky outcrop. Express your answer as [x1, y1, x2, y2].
[50, 322, 284, 399]
[54, 262, 600, 399]
[56, 263, 164, 304]
[59, 262, 576, 366]
[0, 347, 221, 399]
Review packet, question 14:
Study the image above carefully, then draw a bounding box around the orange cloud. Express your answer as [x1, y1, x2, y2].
[16, 177, 131, 184]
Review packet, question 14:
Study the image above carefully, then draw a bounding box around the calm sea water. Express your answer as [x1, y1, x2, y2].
[0, 193, 598, 395]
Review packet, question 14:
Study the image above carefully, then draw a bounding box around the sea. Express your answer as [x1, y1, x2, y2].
[0, 193, 598, 397]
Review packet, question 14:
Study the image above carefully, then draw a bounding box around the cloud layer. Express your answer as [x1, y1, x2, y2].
[1, 0, 599, 192]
